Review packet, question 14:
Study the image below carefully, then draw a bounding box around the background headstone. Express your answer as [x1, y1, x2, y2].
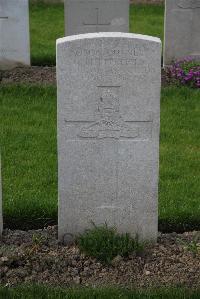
[0, 0, 30, 70]
[57, 32, 161, 242]
[64, 0, 129, 35]
[164, 0, 200, 66]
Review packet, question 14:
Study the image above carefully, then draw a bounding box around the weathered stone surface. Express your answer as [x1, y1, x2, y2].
[0, 0, 30, 70]
[164, 0, 200, 66]
[57, 32, 161, 242]
[64, 0, 129, 35]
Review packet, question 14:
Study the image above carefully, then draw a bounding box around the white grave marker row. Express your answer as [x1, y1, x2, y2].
[164, 0, 200, 65]
[0, 0, 30, 70]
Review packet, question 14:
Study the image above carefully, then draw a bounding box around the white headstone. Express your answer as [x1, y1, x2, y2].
[64, 0, 129, 35]
[0, 0, 30, 70]
[57, 33, 161, 242]
[164, 0, 200, 66]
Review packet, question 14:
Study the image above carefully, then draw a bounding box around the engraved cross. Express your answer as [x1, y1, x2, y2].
[83, 8, 111, 31]
[178, 0, 200, 9]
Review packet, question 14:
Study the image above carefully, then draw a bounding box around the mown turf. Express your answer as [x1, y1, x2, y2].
[0, 286, 199, 299]
[0, 85, 57, 229]
[30, 2, 64, 65]
[159, 86, 200, 232]
[0, 85, 199, 230]
[30, 3, 164, 66]
[130, 4, 164, 41]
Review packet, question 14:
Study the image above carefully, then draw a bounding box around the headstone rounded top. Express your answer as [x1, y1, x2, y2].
[57, 32, 161, 45]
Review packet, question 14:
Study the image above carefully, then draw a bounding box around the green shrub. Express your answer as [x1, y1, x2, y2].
[77, 224, 144, 264]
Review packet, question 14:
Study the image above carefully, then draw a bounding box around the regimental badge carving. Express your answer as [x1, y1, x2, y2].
[78, 86, 139, 139]
[178, 0, 200, 9]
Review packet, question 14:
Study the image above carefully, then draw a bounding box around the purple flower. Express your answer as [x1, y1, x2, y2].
[166, 57, 200, 88]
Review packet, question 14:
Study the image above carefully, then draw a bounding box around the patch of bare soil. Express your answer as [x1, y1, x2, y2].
[0, 67, 56, 85]
[0, 67, 169, 87]
[0, 226, 199, 288]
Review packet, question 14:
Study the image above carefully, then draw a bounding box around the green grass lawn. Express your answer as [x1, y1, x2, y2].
[159, 87, 200, 232]
[1, 86, 57, 229]
[130, 4, 164, 40]
[30, 3, 164, 65]
[0, 286, 199, 299]
[1, 85, 199, 230]
[30, 3, 64, 66]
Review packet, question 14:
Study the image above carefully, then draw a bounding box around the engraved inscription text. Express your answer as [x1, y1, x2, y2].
[178, 0, 200, 8]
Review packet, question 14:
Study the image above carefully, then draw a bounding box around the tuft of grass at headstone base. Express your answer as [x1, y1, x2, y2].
[0, 85, 200, 232]
[0, 285, 200, 299]
[77, 224, 144, 264]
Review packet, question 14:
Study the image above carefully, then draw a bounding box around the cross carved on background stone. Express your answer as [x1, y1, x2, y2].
[83, 8, 110, 31]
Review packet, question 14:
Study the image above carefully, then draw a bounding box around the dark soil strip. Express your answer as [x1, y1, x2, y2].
[0, 226, 199, 288]
[0, 67, 56, 85]
[0, 67, 169, 87]
[3, 215, 200, 234]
